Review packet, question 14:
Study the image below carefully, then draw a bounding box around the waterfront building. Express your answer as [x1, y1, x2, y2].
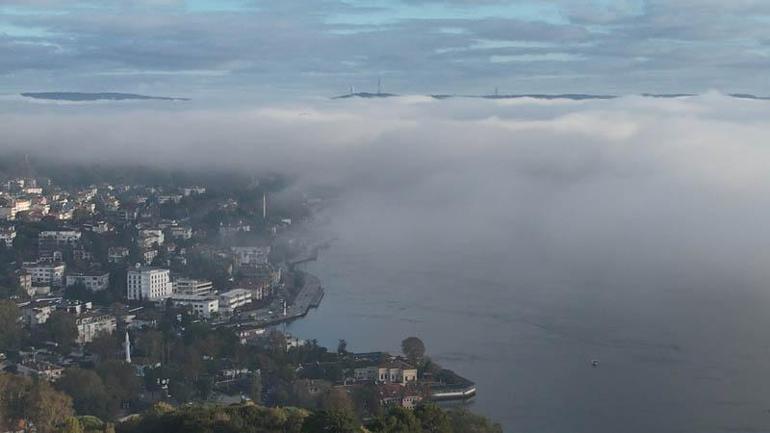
[218, 288, 252, 314]
[75, 312, 117, 344]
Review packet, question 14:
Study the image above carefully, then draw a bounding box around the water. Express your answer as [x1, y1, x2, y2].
[287, 237, 770, 433]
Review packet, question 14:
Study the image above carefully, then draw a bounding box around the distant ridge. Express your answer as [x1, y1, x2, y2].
[332, 92, 398, 99]
[20, 92, 190, 102]
[334, 92, 770, 101]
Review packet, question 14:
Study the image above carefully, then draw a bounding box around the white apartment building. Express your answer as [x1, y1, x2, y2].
[23, 261, 66, 287]
[126, 267, 173, 301]
[173, 278, 213, 296]
[218, 289, 252, 314]
[170, 294, 219, 319]
[66, 271, 110, 292]
[76, 312, 117, 344]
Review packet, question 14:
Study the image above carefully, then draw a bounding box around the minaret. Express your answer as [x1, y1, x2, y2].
[124, 331, 132, 364]
[262, 193, 267, 220]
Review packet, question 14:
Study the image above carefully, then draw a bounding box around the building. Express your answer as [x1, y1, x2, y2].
[218, 289, 252, 314]
[20, 300, 57, 327]
[38, 230, 81, 257]
[108, 246, 130, 263]
[169, 225, 193, 240]
[22, 261, 66, 287]
[16, 271, 32, 297]
[66, 271, 110, 292]
[126, 267, 173, 301]
[231, 246, 271, 267]
[173, 278, 213, 296]
[354, 359, 418, 385]
[233, 278, 272, 301]
[0, 226, 16, 247]
[138, 228, 164, 248]
[169, 294, 219, 319]
[76, 312, 117, 344]
[17, 359, 64, 382]
[377, 384, 425, 409]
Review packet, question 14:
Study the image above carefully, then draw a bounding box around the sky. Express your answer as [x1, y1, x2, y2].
[2, 0, 770, 99]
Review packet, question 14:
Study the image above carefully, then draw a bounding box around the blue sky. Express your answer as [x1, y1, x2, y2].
[1, 0, 768, 100]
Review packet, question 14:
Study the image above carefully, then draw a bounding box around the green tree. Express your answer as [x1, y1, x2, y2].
[44, 311, 78, 354]
[55, 368, 113, 420]
[414, 404, 452, 433]
[0, 301, 22, 352]
[401, 337, 426, 365]
[301, 410, 359, 433]
[60, 417, 83, 433]
[446, 408, 503, 433]
[371, 407, 421, 433]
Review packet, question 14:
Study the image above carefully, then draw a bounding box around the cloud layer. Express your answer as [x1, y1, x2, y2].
[3, 94, 770, 291]
[3, 1, 770, 97]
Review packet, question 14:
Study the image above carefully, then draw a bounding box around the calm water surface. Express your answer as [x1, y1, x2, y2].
[287, 237, 770, 433]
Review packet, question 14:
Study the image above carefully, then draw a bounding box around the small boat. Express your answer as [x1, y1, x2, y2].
[591, 360, 600, 367]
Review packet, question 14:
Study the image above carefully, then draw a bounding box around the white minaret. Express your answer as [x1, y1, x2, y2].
[124, 331, 132, 364]
[262, 193, 267, 220]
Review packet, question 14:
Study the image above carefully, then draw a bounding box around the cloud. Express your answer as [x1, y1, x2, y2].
[3, 94, 770, 290]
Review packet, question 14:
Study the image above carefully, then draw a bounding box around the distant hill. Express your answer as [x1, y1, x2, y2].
[20, 92, 190, 101]
[334, 92, 770, 101]
[332, 92, 398, 99]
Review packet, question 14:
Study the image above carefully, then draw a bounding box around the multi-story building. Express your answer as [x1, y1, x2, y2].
[126, 267, 173, 301]
[20, 300, 56, 327]
[22, 261, 66, 287]
[38, 230, 81, 257]
[76, 312, 117, 344]
[173, 278, 213, 296]
[218, 289, 252, 314]
[169, 294, 219, 319]
[66, 271, 110, 292]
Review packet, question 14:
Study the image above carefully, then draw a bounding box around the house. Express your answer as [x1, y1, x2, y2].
[169, 225, 193, 240]
[377, 383, 425, 409]
[138, 228, 164, 248]
[353, 359, 418, 385]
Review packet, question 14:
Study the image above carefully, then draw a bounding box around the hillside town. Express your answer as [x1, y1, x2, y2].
[0, 166, 477, 432]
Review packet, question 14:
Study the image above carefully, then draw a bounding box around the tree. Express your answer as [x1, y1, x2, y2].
[55, 368, 113, 420]
[249, 374, 263, 404]
[401, 337, 426, 365]
[0, 301, 22, 352]
[336, 339, 348, 355]
[370, 407, 421, 433]
[44, 311, 78, 354]
[96, 360, 141, 407]
[88, 333, 119, 361]
[301, 410, 358, 433]
[446, 408, 503, 433]
[414, 404, 452, 433]
[319, 388, 354, 414]
[60, 417, 83, 433]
